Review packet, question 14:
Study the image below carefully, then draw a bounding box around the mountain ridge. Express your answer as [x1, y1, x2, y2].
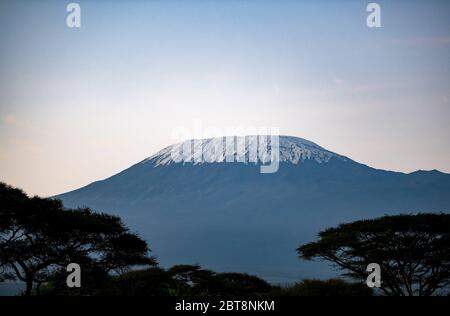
[56, 135, 450, 282]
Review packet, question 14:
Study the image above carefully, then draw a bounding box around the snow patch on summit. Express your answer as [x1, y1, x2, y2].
[142, 136, 348, 167]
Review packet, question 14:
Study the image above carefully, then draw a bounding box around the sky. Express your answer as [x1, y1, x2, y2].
[1, 0, 450, 197]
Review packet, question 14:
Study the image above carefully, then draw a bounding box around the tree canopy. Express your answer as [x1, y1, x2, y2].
[297, 213, 450, 296]
[39, 264, 274, 296]
[280, 279, 373, 296]
[0, 182, 155, 296]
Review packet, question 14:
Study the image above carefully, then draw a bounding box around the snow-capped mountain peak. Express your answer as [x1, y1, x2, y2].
[142, 135, 348, 167]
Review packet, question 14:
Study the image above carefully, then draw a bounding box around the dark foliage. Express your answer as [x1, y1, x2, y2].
[0, 182, 155, 296]
[298, 213, 450, 296]
[207, 272, 273, 296]
[278, 279, 373, 296]
[41, 264, 274, 296]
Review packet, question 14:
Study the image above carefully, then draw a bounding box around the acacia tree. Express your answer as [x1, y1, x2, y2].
[166, 264, 273, 296]
[0, 182, 155, 296]
[297, 213, 450, 296]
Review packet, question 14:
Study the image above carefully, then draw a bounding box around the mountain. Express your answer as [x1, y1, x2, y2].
[56, 136, 450, 282]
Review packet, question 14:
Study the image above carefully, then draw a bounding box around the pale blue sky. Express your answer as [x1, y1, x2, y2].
[1, 0, 450, 196]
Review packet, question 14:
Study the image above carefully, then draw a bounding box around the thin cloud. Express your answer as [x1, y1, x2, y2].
[332, 78, 385, 93]
[2, 113, 32, 129]
[3, 113, 17, 125]
[388, 36, 450, 47]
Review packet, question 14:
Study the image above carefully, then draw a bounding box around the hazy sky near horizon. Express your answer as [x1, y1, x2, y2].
[1, 0, 450, 196]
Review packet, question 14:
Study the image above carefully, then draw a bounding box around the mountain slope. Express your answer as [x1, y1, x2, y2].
[56, 136, 450, 282]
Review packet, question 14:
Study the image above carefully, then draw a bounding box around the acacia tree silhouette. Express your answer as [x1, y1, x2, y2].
[0, 182, 155, 296]
[298, 214, 450, 296]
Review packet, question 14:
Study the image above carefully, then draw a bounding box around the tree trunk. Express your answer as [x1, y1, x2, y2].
[25, 277, 33, 296]
[36, 282, 42, 296]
